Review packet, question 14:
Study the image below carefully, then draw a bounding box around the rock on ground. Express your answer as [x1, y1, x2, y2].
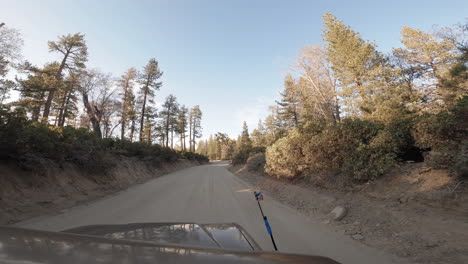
[330, 206, 347, 221]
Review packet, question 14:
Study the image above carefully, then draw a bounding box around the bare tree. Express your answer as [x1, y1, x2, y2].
[78, 69, 114, 138]
[294, 45, 341, 123]
[0, 23, 23, 104]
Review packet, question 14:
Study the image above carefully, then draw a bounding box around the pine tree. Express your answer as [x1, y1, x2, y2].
[138, 58, 162, 142]
[55, 72, 79, 127]
[238, 121, 252, 151]
[160, 94, 179, 148]
[118, 68, 138, 140]
[393, 26, 462, 111]
[141, 105, 157, 144]
[276, 73, 301, 128]
[251, 119, 267, 147]
[43, 33, 87, 121]
[176, 105, 189, 151]
[214, 132, 229, 160]
[16, 63, 60, 121]
[207, 135, 217, 160]
[127, 92, 138, 142]
[322, 13, 380, 115]
[189, 105, 203, 152]
[263, 106, 286, 145]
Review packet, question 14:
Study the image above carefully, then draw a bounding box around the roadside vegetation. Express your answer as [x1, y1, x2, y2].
[198, 13, 467, 182]
[0, 23, 208, 174]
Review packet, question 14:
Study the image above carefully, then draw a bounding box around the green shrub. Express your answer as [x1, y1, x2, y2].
[454, 140, 468, 178]
[232, 146, 265, 165]
[341, 143, 396, 180]
[0, 107, 209, 174]
[265, 118, 408, 181]
[245, 153, 266, 172]
[413, 96, 468, 177]
[180, 151, 209, 163]
[265, 129, 304, 178]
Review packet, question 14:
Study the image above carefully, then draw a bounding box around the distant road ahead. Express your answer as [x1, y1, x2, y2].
[17, 161, 399, 264]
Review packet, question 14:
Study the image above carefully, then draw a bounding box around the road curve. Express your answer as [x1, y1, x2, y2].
[16, 161, 400, 264]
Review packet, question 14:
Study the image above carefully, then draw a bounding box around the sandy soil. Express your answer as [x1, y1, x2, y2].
[15, 161, 401, 264]
[229, 163, 468, 264]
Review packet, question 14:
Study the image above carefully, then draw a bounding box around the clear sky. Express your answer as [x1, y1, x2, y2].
[1, 0, 467, 138]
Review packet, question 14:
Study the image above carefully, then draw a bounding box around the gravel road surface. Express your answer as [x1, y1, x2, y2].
[17, 161, 400, 264]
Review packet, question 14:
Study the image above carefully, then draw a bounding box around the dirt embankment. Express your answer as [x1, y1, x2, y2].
[230, 161, 468, 264]
[0, 157, 203, 225]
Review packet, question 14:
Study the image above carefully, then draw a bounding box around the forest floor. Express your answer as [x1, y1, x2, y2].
[229, 162, 468, 264]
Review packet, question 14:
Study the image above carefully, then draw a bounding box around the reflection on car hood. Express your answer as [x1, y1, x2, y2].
[62, 222, 261, 251]
[0, 225, 340, 264]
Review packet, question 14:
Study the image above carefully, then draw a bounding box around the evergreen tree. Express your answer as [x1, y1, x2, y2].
[16, 63, 59, 121]
[43, 33, 87, 121]
[176, 105, 189, 151]
[54, 72, 79, 127]
[160, 94, 179, 148]
[138, 58, 162, 142]
[238, 121, 252, 151]
[142, 105, 157, 144]
[118, 68, 138, 140]
[264, 106, 286, 145]
[393, 26, 463, 111]
[322, 13, 380, 115]
[276, 73, 301, 128]
[251, 119, 267, 147]
[189, 105, 203, 152]
[207, 135, 217, 160]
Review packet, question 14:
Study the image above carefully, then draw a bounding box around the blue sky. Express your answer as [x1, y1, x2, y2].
[1, 0, 467, 138]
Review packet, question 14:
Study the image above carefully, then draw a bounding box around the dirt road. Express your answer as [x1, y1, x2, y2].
[16, 161, 401, 264]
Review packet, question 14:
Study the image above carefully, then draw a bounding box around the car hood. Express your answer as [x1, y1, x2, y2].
[62, 222, 262, 251]
[0, 225, 340, 264]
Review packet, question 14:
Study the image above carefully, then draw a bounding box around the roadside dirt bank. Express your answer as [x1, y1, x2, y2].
[229, 163, 468, 264]
[0, 157, 203, 225]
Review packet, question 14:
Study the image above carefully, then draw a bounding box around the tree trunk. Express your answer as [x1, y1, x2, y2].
[145, 114, 151, 144]
[42, 51, 69, 121]
[109, 122, 120, 138]
[139, 90, 147, 142]
[104, 119, 110, 138]
[32, 91, 46, 122]
[59, 92, 72, 127]
[165, 113, 170, 147]
[31, 106, 40, 122]
[129, 119, 135, 142]
[189, 120, 192, 151]
[334, 95, 341, 123]
[82, 90, 102, 138]
[180, 134, 184, 151]
[121, 84, 128, 140]
[56, 90, 69, 127]
[192, 126, 195, 152]
[171, 129, 174, 149]
[121, 118, 126, 140]
[54, 114, 59, 126]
